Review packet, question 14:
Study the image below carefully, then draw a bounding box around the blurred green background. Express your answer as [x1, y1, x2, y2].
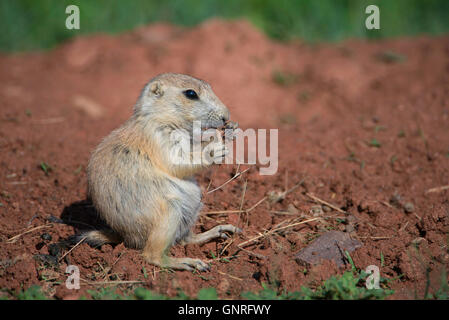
[1, 0, 448, 52]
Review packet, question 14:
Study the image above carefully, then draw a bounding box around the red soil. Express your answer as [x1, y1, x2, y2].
[0, 19, 448, 299]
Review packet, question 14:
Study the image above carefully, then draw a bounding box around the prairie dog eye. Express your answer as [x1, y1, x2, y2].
[183, 89, 199, 100]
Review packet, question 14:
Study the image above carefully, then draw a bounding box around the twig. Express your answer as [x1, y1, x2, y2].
[270, 210, 299, 215]
[81, 279, 145, 286]
[206, 167, 251, 194]
[6, 181, 27, 185]
[399, 221, 409, 232]
[268, 179, 305, 203]
[305, 193, 346, 213]
[359, 236, 393, 240]
[6, 224, 53, 243]
[205, 255, 241, 263]
[205, 179, 213, 193]
[217, 270, 242, 281]
[220, 238, 235, 257]
[425, 185, 449, 194]
[238, 217, 320, 247]
[26, 214, 38, 227]
[204, 210, 244, 215]
[239, 180, 247, 212]
[379, 201, 393, 208]
[59, 236, 86, 262]
[246, 196, 267, 213]
[205, 196, 267, 216]
[238, 179, 248, 227]
[235, 247, 266, 260]
[284, 179, 304, 196]
[111, 252, 124, 268]
[199, 215, 217, 223]
[31, 117, 65, 124]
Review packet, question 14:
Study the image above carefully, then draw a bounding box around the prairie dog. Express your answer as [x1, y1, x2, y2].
[78, 73, 240, 271]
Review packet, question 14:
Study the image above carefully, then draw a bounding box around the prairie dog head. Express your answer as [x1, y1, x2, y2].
[135, 73, 230, 131]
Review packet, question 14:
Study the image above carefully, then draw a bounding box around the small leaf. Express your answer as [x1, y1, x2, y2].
[380, 252, 385, 268]
[142, 266, 148, 279]
[369, 138, 381, 148]
[345, 250, 357, 272]
[40, 162, 52, 174]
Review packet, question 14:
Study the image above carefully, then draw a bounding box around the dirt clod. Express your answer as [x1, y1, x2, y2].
[47, 244, 61, 258]
[41, 233, 52, 241]
[403, 202, 415, 214]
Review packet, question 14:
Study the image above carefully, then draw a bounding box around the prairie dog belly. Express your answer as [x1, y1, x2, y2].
[166, 176, 203, 244]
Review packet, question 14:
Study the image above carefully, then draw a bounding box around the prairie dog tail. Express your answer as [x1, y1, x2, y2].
[69, 229, 122, 248]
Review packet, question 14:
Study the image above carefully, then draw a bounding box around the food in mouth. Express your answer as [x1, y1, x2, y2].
[221, 120, 238, 141]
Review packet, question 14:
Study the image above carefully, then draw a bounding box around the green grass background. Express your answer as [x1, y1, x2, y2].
[1, 0, 448, 51]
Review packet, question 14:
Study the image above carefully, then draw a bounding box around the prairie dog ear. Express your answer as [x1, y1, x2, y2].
[148, 81, 164, 97]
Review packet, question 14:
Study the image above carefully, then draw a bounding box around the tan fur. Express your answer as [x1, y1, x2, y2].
[83, 73, 240, 271]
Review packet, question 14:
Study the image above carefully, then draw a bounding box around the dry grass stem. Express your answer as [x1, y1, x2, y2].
[425, 185, 449, 194]
[359, 236, 393, 240]
[59, 236, 86, 262]
[238, 217, 320, 247]
[204, 210, 244, 215]
[217, 270, 242, 281]
[6, 224, 53, 243]
[206, 166, 251, 194]
[306, 193, 346, 213]
[31, 117, 65, 124]
[246, 196, 267, 213]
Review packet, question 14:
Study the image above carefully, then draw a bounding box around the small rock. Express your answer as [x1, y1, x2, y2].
[267, 190, 286, 204]
[252, 271, 262, 281]
[287, 204, 298, 214]
[346, 215, 357, 224]
[403, 202, 414, 213]
[310, 205, 323, 216]
[295, 231, 363, 267]
[345, 224, 355, 233]
[48, 243, 61, 258]
[41, 233, 52, 241]
[46, 215, 65, 224]
[410, 237, 427, 246]
[322, 205, 331, 213]
[34, 254, 58, 267]
[35, 242, 45, 250]
[217, 278, 230, 293]
[38, 269, 60, 281]
[389, 193, 402, 208]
